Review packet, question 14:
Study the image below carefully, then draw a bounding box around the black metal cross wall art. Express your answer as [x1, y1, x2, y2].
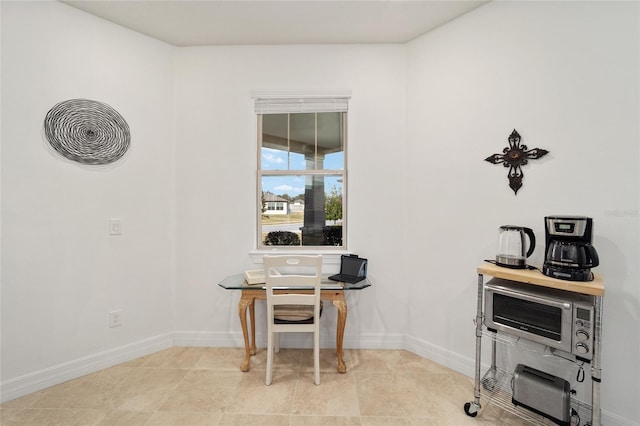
[485, 129, 549, 195]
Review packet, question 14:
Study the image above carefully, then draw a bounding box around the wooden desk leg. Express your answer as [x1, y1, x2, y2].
[249, 298, 257, 356]
[333, 298, 348, 373]
[238, 296, 254, 372]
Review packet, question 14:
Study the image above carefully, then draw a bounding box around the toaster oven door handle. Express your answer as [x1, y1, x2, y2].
[486, 285, 572, 310]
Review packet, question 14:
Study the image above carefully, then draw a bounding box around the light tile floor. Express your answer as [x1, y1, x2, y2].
[0, 347, 538, 425]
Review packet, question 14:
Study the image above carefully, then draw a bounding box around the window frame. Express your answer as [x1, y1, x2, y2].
[253, 92, 350, 252]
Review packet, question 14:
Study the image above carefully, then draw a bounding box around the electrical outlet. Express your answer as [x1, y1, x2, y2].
[109, 310, 123, 328]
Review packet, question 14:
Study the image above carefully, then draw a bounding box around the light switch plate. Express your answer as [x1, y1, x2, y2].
[109, 218, 123, 235]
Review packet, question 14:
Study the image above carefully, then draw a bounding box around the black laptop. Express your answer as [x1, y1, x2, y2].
[329, 255, 368, 284]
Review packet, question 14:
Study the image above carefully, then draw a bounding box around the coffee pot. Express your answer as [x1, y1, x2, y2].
[546, 240, 599, 269]
[542, 216, 599, 281]
[496, 225, 536, 269]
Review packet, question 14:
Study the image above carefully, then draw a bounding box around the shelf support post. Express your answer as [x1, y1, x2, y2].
[472, 273, 484, 409]
[591, 295, 603, 426]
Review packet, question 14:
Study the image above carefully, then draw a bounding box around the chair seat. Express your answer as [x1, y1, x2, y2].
[274, 301, 323, 324]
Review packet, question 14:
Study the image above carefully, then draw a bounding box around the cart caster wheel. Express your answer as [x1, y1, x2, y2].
[464, 402, 479, 417]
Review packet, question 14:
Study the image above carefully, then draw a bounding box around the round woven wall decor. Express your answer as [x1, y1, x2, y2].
[44, 99, 130, 165]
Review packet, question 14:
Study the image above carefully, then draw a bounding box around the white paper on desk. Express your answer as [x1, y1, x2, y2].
[244, 269, 281, 284]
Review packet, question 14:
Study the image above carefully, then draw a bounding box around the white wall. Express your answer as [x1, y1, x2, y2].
[2, 1, 639, 424]
[405, 1, 639, 423]
[172, 44, 409, 347]
[1, 1, 175, 397]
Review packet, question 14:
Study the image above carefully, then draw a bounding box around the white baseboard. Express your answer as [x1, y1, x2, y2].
[172, 330, 406, 351]
[599, 410, 640, 426]
[342, 332, 405, 349]
[173, 330, 241, 347]
[403, 334, 476, 378]
[0, 333, 174, 404]
[2, 331, 635, 425]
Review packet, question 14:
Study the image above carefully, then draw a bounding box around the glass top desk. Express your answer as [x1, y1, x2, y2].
[219, 273, 371, 373]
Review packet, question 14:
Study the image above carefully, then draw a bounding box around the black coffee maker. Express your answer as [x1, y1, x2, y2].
[542, 216, 599, 281]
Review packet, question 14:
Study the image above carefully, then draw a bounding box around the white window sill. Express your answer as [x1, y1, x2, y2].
[249, 249, 348, 265]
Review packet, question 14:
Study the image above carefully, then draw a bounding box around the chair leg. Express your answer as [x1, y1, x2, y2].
[266, 331, 273, 386]
[275, 332, 280, 354]
[314, 329, 320, 385]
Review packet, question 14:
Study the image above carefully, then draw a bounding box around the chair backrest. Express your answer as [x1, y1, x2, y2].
[263, 255, 322, 324]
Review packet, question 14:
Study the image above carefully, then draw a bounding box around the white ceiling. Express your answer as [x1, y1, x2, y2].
[61, 0, 489, 47]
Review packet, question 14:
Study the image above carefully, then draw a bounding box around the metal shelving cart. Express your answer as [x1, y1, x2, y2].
[464, 263, 604, 426]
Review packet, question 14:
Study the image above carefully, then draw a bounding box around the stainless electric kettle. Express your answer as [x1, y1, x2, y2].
[496, 225, 536, 269]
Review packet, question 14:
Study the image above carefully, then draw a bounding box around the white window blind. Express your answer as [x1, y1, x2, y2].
[254, 97, 349, 114]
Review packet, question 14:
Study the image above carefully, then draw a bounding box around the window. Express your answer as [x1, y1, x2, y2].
[256, 96, 348, 249]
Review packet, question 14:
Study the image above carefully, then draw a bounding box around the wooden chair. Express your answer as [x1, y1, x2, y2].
[263, 255, 322, 385]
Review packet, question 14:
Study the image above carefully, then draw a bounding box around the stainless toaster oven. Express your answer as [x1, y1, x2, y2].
[484, 278, 594, 361]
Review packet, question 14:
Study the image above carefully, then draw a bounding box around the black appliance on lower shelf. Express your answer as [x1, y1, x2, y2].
[542, 216, 599, 281]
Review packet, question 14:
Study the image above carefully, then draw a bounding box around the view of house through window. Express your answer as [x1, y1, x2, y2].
[258, 107, 346, 248]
